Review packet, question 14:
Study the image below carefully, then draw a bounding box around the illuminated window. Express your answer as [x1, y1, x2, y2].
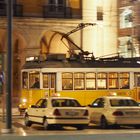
[43, 74, 49, 88]
[86, 73, 96, 90]
[43, 73, 56, 89]
[29, 72, 40, 88]
[74, 73, 85, 90]
[62, 73, 73, 90]
[50, 74, 55, 88]
[134, 73, 140, 87]
[97, 73, 107, 89]
[22, 72, 28, 89]
[119, 72, 130, 89]
[109, 73, 118, 89]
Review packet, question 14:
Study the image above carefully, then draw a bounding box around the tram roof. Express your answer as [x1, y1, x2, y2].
[22, 57, 140, 69]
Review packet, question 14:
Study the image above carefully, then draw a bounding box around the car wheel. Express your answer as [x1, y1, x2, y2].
[100, 116, 108, 129]
[134, 125, 140, 129]
[43, 119, 50, 130]
[76, 125, 86, 130]
[24, 115, 32, 127]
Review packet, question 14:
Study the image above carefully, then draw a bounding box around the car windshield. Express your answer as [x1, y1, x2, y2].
[52, 99, 82, 107]
[110, 99, 139, 107]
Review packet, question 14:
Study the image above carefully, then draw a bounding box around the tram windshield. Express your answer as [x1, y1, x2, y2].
[22, 72, 28, 89]
[29, 72, 40, 88]
[22, 72, 40, 89]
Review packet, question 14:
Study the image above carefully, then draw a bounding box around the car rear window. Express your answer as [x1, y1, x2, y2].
[110, 99, 139, 107]
[52, 99, 82, 107]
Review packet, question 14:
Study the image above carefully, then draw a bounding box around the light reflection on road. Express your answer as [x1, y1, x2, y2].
[12, 119, 140, 136]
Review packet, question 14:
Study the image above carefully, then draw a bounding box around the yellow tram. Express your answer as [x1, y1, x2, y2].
[18, 54, 140, 112]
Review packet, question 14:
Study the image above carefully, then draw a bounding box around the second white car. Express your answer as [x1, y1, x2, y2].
[88, 96, 140, 129]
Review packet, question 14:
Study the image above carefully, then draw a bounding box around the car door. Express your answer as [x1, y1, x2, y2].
[89, 98, 105, 124]
[30, 99, 48, 123]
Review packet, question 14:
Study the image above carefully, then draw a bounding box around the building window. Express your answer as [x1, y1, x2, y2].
[120, 8, 133, 28]
[97, 6, 103, 20]
[0, 0, 5, 9]
[0, 0, 5, 3]
[97, 73, 107, 89]
[119, 72, 130, 89]
[62, 73, 73, 90]
[108, 73, 118, 89]
[118, 36, 136, 58]
[48, 0, 64, 12]
[74, 73, 85, 90]
[86, 73, 96, 90]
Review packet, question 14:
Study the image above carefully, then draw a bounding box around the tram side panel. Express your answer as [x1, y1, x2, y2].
[19, 69, 140, 112]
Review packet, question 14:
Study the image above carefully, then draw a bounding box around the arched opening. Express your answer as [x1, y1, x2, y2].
[12, 32, 26, 103]
[40, 31, 71, 58]
[0, 30, 26, 106]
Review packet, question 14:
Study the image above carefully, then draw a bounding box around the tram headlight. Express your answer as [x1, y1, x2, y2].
[22, 98, 27, 103]
[18, 98, 28, 109]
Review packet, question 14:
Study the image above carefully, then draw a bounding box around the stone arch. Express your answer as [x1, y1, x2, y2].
[39, 30, 74, 58]
[0, 29, 7, 52]
[12, 31, 27, 100]
[0, 29, 27, 103]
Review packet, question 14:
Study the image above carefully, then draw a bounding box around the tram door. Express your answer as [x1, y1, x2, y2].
[134, 73, 140, 101]
[43, 73, 56, 96]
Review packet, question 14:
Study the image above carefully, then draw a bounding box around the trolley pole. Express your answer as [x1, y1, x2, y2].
[1, 0, 13, 133]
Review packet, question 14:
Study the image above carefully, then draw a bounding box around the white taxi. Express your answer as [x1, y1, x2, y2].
[88, 96, 140, 129]
[24, 97, 89, 130]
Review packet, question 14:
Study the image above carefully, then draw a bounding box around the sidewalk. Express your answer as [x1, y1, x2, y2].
[0, 108, 20, 117]
[0, 107, 21, 131]
[0, 108, 22, 135]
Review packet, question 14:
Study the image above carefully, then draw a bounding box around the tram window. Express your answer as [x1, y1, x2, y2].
[51, 74, 55, 88]
[109, 73, 118, 89]
[22, 72, 28, 89]
[134, 74, 140, 87]
[43, 74, 49, 88]
[119, 72, 130, 89]
[137, 77, 140, 87]
[74, 73, 85, 90]
[62, 73, 73, 90]
[29, 73, 40, 88]
[43, 73, 55, 89]
[86, 73, 96, 90]
[97, 73, 107, 89]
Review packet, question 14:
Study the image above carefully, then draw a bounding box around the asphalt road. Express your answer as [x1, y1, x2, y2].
[1, 118, 140, 140]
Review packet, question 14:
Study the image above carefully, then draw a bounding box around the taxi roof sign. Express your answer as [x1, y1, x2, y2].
[108, 92, 117, 96]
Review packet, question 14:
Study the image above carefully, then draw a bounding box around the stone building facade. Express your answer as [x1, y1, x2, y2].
[0, 0, 117, 104]
[118, 0, 140, 57]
